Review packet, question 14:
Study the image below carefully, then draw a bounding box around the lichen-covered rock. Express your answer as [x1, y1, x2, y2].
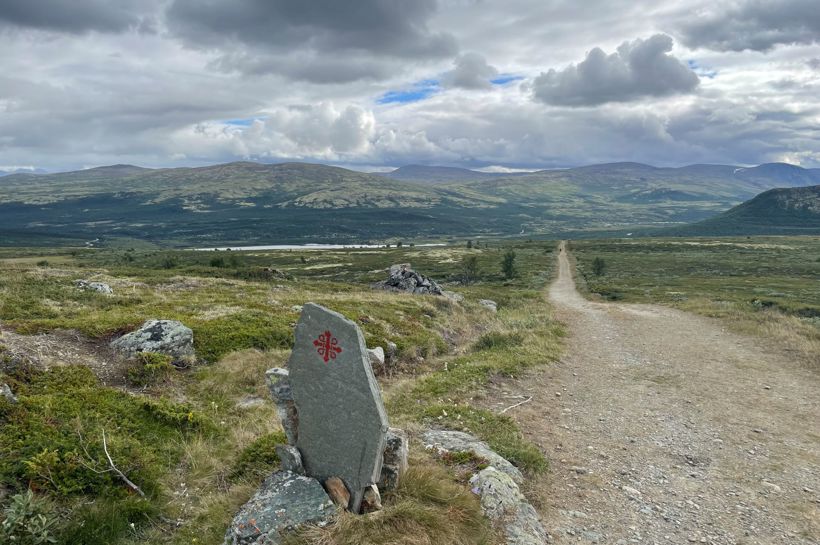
[75, 279, 113, 294]
[375, 264, 443, 295]
[378, 427, 409, 492]
[1, 383, 16, 403]
[422, 429, 523, 484]
[111, 320, 194, 360]
[223, 471, 335, 545]
[265, 368, 298, 445]
[470, 467, 547, 545]
[478, 299, 498, 312]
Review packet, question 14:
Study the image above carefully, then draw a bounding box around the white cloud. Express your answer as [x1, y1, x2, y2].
[531, 34, 699, 106]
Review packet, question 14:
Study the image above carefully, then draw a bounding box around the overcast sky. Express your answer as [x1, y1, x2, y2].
[1, 0, 819, 172]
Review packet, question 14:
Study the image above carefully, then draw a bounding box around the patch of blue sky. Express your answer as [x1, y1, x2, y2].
[223, 118, 258, 126]
[687, 60, 717, 79]
[377, 79, 441, 104]
[491, 74, 524, 85]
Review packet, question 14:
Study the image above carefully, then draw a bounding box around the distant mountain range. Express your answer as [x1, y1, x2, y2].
[384, 164, 530, 184]
[1, 160, 819, 246]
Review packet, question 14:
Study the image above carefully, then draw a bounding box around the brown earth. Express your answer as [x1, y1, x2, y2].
[487, 242, 819, 545]
[0, 327, 131, 386]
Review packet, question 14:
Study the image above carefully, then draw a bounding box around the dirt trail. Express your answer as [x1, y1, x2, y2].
[494, 242, 820, 544]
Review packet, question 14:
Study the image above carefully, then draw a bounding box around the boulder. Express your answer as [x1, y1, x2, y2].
[223, 471, 335, 545]
[1, 383, 17, 404]
[378, 427, 409, 492]
[470, 467, 548, 545]
[478, 299, 498, 312]
[367, 347, 385, 368]
[265, 368, 299, 445]
[422, 429, 523, 484]
[111, 320, 194, 360]
[375, 264, 443, 296]
[75, 279, 113, 294]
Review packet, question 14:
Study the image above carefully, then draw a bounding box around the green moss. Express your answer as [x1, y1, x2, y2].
[0, 365, 210, 542]
[230, 431, 287, 482]
[126, 352, 174, 387]
[192, 312, 293, 363]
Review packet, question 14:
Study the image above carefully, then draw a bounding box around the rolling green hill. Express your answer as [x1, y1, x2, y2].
[664, 185, 820, 236]
[2, 160, 819, 246]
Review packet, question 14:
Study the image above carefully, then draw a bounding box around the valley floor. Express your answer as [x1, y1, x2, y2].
[490, 243, 819, 544]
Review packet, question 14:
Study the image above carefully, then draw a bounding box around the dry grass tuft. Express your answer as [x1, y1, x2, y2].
[287, 463, 495, 545]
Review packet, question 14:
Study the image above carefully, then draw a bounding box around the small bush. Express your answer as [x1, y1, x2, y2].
[35, 260, 50, 268]
[0, 489, 58, 545]
[501, 249, 517, 279]
[592, 257, 606, 276]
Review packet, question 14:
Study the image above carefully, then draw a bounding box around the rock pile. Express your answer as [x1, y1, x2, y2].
[375, 263, 443, 295]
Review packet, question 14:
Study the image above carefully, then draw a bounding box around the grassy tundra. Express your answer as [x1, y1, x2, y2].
[570, 236, 820, 365]
[0, 241, 561, 545]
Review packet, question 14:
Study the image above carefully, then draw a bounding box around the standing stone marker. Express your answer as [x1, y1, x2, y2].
[288, 303, 389, 513]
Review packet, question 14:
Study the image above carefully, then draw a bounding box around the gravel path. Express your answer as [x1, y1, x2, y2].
[496, 242, 819, 544]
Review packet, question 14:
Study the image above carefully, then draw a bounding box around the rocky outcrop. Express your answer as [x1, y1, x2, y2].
[422, 429, 523, 483]
[424, 429, 545, 545]
[223, 471, 335, 545]
[110, 319, 194, 360]
[75, 279, 113, 294]
[470, 467, 548, 545]
[478, 299, 498, 312]
[374, 264, 443, 295]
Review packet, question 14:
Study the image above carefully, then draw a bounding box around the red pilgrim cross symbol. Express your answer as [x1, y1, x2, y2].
[313, 330, 342, 363]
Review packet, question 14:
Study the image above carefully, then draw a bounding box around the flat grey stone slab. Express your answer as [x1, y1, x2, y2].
[223, 471, 335, 545]
[422, 429, 523, 483]
[289, 303, 389, 513]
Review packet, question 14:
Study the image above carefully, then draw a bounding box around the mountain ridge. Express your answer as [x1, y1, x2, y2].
[2, 159, 819, 246]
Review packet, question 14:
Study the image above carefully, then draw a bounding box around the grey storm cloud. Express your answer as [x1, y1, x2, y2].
[441, 53, 499, 89]
[166, 0, 457, 81]
[677, 0, 820, 52]
[0, 0, 155, 33]
[531, 34, 699, 107]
